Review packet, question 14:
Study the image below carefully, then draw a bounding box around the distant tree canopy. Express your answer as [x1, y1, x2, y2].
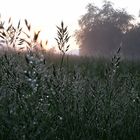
[122, 23, 140, 59]
[75, 1, 140, 57]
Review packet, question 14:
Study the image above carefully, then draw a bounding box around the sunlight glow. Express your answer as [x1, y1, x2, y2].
[0, 0, 140, 55]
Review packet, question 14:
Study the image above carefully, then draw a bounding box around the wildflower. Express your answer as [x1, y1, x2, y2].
[32, 79, 37, 83]
[133, 99, 135, 102]
[24, 70, 27, 73]
[58, 116, 63, 120]
[29, 61, 33, 64]
[28, 78, 32, 82]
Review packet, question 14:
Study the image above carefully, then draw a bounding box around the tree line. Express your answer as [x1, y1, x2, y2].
[75, 1, 140, 59]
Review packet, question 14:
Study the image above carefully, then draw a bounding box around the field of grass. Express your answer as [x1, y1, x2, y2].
[0, 19, 139, 140]
[0, 49, 140, 140]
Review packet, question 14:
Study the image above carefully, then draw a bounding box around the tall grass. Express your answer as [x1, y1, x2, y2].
[0, 17, 140, 140]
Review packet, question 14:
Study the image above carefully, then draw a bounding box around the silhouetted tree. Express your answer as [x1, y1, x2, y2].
[75, 1, 133, 56]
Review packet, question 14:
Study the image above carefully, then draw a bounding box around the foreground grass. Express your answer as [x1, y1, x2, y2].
[0, 50, 140, 140]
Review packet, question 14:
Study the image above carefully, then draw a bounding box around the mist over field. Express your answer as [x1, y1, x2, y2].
[0, 1, 140, 140]
[74, 1, 140, 59]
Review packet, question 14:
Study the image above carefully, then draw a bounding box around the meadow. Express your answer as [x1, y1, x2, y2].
[0, 20, 140, 140]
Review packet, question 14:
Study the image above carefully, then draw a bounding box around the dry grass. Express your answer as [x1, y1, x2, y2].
[0, 17, 140, 140]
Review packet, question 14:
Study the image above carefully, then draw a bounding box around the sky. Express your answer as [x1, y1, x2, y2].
[0, 0, 140, 54]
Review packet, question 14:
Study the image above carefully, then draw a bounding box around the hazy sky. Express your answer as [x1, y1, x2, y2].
[0, 0, 140, 54]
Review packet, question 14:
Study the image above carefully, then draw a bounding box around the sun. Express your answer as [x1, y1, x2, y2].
[34, 25, 79, 55]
